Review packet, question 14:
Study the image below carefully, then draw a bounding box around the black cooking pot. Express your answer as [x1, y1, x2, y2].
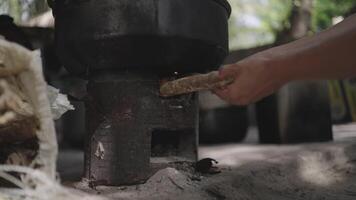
[52, 0, 231, 76]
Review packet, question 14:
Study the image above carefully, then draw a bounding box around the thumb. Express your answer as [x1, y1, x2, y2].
[218, 64, 238, 79]
[218, 64, 239, 84]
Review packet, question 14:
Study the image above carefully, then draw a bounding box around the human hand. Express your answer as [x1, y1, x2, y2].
[214, 53, 288, 105]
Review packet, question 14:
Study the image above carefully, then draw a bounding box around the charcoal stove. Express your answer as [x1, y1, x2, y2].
[51, 0, 231, 186]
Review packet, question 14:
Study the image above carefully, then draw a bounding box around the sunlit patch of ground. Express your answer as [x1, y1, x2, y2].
[199, 123, 356, 167]
[194, 124, 356, 199]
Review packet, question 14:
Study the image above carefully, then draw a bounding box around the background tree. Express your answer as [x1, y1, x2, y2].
[226, 0, 356, 63]
[313, 0, 356, 30]
[0, 0, 49, 23]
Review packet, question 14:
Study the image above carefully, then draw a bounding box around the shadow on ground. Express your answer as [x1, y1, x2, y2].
[198, 142, 356, 200]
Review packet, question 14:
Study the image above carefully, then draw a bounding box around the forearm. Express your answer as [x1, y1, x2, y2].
[265, 14, 356, 82]
[214, 14, 356, 105]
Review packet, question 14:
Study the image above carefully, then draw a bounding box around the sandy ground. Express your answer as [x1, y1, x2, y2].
[58, 124, 356, 199]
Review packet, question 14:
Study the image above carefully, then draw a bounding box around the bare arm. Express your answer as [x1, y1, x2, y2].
[273, 14, 356, 80]
[215, 14, 356, 105]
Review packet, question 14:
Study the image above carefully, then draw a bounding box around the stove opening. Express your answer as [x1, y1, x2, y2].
[150, 129, 196, 163]
[151, 130, 180, 157]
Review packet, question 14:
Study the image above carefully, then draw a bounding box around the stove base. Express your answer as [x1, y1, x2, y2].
[85, 71, 199, 186]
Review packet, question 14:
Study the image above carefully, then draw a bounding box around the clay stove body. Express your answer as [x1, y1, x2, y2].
[52, 0, 231, 185]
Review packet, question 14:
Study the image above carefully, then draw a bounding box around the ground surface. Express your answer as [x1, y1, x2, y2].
[58, 124, 356, 199]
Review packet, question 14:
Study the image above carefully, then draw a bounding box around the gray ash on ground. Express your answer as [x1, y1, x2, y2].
[67, 137, 356, 200]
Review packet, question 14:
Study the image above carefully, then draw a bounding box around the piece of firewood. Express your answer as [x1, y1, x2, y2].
[159, 71, 235, 97]
[0, 115, 38, 144]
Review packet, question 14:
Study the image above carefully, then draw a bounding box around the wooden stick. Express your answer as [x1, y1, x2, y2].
[0, 115, 38, 144]
[160, 71, 235, 97]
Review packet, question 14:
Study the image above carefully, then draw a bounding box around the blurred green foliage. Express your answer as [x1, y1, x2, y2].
[312, 0, 356, 31]
[0, 0, 49, 23]
[228, 0, 292, 50]
[228, 0, 356, 50]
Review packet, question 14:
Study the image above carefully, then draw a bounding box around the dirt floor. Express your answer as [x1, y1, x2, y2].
[58, 124, 356, 199]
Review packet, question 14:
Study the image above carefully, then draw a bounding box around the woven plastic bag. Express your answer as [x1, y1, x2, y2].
[0, 38, 104, 200]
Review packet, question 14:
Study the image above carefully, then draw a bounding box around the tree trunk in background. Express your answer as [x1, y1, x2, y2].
[8, 0, 21, 23]
[31, 0, 49, 17]
[276, 0, 313, 43]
